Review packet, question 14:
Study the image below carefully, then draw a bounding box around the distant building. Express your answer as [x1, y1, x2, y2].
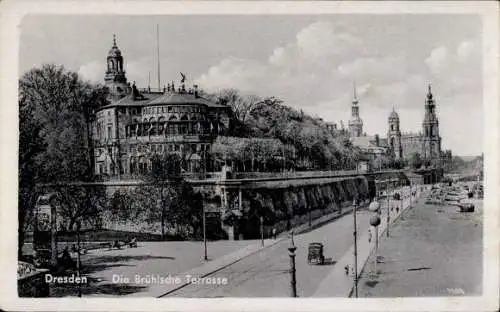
[387, 85, 443, 162]
[348, 84, 363, 137]
[348, 83, 446, 164]
[92, 36, 231, 177]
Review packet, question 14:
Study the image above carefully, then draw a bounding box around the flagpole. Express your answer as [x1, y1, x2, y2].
[157, 24, 161, 91]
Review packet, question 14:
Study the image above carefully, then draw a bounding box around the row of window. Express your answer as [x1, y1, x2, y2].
[125, 121, 223, 137]
[127, 143, 210, 154]
[141, 105, 205, 115]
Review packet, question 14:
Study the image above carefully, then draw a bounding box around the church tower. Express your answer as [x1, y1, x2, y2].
[348, 83, 363, 137]
[387, 107, 402, 159]
[422, 84, 442, 160]
[104, 35, 129, 100]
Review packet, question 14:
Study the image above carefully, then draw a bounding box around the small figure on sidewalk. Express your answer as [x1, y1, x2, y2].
[272, 227, 277, 240]
[344, 265, 349, 276]
[368, 229, 372, 243]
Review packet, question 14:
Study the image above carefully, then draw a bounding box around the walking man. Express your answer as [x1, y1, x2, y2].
[272, 227, 277, 240]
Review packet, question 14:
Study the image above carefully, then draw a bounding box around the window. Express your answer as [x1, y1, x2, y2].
[107, 124, 112, 139]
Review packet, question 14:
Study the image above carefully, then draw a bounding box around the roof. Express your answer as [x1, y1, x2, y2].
[351, 135, 388, 149]
[100, 90, 227, 109]
[389, 110, 399, 119]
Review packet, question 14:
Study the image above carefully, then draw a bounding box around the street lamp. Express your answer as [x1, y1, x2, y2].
[288, 234, 297, 297]
[368, 198, 381, 276]
[386, 180, 391, 237]
[203, 204, 208, 261]
[260, 216, 264, 247]
[76, 220, 82, 298]
[352, 199, 359, 298]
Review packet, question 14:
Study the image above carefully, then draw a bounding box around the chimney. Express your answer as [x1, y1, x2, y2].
[194, 85, 199, 98]
[163, 85, 166, 93]
[375, 134, 380, 147]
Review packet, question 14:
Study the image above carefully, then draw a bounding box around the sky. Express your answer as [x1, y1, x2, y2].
[19, 14, 483, 156]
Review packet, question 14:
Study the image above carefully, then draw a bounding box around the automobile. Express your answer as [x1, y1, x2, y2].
[307, 242, 325, 265]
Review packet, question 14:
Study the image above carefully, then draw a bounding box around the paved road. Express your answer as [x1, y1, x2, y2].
[358, 188, 483, 297]
[46, 240, 256, 297]
[167, 209, 373, 297]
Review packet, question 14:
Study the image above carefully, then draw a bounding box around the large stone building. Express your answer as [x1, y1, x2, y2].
[92, 37, 231, 178]
[349, 83, 449, 163]
[387, 85, 442, 160]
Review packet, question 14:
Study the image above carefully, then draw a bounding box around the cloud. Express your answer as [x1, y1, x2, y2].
[193, 22, 482, 155]
[78, 60, 104, 83]
[425, 46, 449, 74]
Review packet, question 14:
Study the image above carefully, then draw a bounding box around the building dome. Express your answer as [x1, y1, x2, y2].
[389, 106, 399, 120]
[108, 35, 122, 57]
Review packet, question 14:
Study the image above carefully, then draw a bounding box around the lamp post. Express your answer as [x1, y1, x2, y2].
[352, 199, 359, 298]
[76, 220, 82, 298]
[288, 234, 297, 297]
[369, 199, 381, 276]
[260, 216, 264, 247]
[203, 204, 208, 261]
[386, 180, 390, 237]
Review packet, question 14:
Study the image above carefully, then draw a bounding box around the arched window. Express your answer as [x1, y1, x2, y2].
[390, 137, 395, 149]
[158, 116, 166, 135]
[149, 117, 157, 136]
[391, 124, 394, 131]
[180, 115, 189, 134]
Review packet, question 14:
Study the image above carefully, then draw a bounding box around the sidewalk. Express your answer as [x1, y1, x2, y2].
[312, 186, 423, 297]
[357, 190, 483, 297]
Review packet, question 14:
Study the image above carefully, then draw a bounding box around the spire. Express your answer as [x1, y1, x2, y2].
[113, 34, 117, 47]
[427, 83, 433, 100]
[352, 81, 359, 104]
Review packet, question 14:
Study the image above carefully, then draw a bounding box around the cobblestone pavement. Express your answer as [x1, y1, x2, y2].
[357, 195, 483, 297]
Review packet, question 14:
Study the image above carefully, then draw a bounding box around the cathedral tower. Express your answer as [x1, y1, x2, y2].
[422, 84, 442, 160]
[348, 83, 363, 137]
[104, 35, 129, 100]
[387, 107, 402, 159]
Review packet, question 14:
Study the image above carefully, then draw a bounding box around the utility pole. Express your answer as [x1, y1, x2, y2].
[353, 199, 358, 298]
[288, 234, 297, 297]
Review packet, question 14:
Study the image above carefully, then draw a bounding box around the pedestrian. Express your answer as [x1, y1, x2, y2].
[368, 229, 372, 243]
[344, 265, 349, 276]
[272, 227, 277, 240]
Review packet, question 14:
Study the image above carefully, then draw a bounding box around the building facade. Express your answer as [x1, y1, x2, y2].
[92, 37, 232, 178]
[387, 85, 442, 161]
[349, 83, 448, 164]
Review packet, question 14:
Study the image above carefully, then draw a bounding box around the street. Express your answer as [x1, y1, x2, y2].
[166, 208, 372, 297]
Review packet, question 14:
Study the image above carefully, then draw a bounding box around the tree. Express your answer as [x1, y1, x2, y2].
[18, 64, 108, 255]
